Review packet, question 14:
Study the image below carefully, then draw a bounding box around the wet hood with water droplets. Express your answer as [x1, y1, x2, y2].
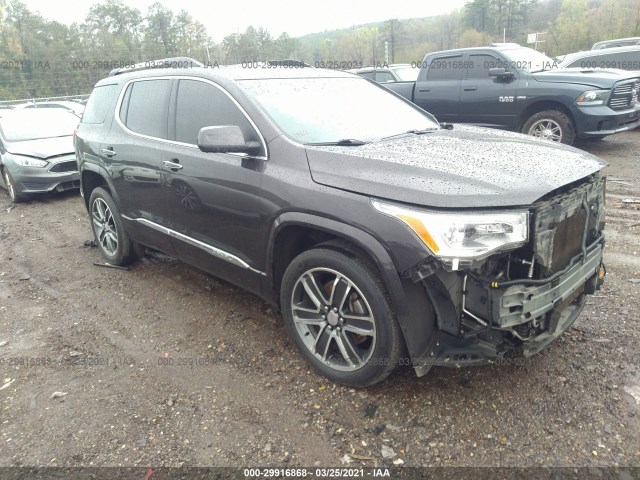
[305, 126, 607, 208]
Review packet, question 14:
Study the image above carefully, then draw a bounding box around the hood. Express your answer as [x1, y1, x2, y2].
[305, 126, 607, 208]
[5, 136, 74, 159]
[533, 68, 638, 88]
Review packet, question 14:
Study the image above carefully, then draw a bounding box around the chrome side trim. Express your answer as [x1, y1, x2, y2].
[123, 215, 265, 276]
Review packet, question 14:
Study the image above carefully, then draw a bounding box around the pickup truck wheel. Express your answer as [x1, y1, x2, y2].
[281, 248, 402, 387]
[2, 168, 25, 203]
[522, 110, 575, 144]
[89, 187, 135, 265]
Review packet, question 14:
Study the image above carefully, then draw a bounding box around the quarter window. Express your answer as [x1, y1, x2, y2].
[119, 79, 171, 139]
[82, 84, 119, 124]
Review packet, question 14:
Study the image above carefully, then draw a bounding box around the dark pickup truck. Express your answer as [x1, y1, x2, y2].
[386, 44, 640, 144]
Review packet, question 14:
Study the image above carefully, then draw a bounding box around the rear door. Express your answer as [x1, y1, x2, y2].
[460, 53, 520, 129]
[160, 78, 266, 289]
[414, 54, 463, 122]
[104, 77, 174, 253]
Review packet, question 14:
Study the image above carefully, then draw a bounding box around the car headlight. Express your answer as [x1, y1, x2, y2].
[372, 200, 528, 264]
[12, 155, 48, 168]
[576, 89, 609, 106]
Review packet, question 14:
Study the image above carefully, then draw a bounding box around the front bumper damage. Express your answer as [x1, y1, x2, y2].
[409, 175, 607, 375]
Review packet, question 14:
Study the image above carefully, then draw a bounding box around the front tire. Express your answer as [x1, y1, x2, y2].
[89, 187, 135, 265]
[522, 110, 576, 145]
[280, 248, 403, 387]
[2, 168, 25, 203]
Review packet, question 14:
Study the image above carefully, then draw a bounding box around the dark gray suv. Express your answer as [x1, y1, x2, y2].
[75, 60, 607, 387]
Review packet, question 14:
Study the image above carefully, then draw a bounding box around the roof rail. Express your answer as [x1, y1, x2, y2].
[490, 42, 522, 48]
[108, 57, 204, 76]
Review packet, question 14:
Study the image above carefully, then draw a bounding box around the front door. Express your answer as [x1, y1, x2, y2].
[161, 78, 266, 292]
[460, 53, 520, 130]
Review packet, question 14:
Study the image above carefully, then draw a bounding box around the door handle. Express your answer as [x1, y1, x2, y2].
[101, 148, 116, 157]
[418, 88, 430, 92]
[464, 86, 478, 91]
[162, 159, 183, 171]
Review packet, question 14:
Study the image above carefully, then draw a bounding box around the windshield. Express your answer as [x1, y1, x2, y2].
[502, 48, 559, 73]
[0, 109, 79, 141]
[238, 77, 439, 144]
[391, 66, 419, 81]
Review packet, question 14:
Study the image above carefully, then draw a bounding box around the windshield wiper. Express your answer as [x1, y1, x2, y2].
[380, 128, 439, 141]
[307, 139, 368, 146]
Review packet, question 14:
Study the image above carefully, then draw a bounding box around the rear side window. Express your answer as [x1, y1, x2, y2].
[357, 71, 375, 80]
[426, 56, 464, 81]
[119, 79, 171, 139]
[375, 71, 395, 83]
[82, 84, 119, 124]
[174, 79, 259, 146]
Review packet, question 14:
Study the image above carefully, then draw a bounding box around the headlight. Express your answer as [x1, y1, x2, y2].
[12, 155, 48, 168]
[576, 89, 609, 106]
[372, 200, 528, 263]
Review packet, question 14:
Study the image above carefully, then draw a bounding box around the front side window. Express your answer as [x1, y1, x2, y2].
[468, 54, 500, 79]
[119, 79, 171, 139]
[174, 79, 259, 147]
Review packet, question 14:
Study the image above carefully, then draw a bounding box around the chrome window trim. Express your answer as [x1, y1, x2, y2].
[114, 75, 269, 160]
[123, 215, 266, 276]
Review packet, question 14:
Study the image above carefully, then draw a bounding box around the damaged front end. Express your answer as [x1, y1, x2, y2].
[401, 175, 607, 375]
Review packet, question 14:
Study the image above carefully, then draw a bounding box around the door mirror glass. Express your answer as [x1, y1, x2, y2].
[197, 125, 260, 155]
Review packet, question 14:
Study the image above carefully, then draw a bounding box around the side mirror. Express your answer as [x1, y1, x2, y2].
[197, 125, 261, 155]
[489, 68, 514, 80]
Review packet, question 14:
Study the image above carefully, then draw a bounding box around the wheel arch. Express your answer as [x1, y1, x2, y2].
[80, 164, 117, 211]
[267, 213, 407, 314]
[266, 212, 438, 369]
[519, 100, 576, 132]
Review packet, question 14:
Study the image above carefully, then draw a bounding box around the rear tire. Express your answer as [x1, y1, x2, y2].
[89, 187, 136, 265]
[522, 110, 576, 145]
[280, 248, 403, 387]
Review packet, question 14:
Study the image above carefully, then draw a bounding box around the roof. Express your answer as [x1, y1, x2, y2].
[559, 45, 640, 66]
[592, 37, 640, 49]
[423, 44, 528, 56]
[98, 62, 355, 88]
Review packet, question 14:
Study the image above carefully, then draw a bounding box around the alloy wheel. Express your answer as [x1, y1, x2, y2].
[3, 170, 16, 202]
[92, 197, 119, 256]
[290, 268, 377, 371]
[528, 119, 563, 142]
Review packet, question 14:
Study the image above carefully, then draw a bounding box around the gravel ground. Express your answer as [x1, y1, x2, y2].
[0, 131, 639, 469]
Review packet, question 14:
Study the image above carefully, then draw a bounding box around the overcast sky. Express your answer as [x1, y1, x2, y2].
[23, 0, 471, 42]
